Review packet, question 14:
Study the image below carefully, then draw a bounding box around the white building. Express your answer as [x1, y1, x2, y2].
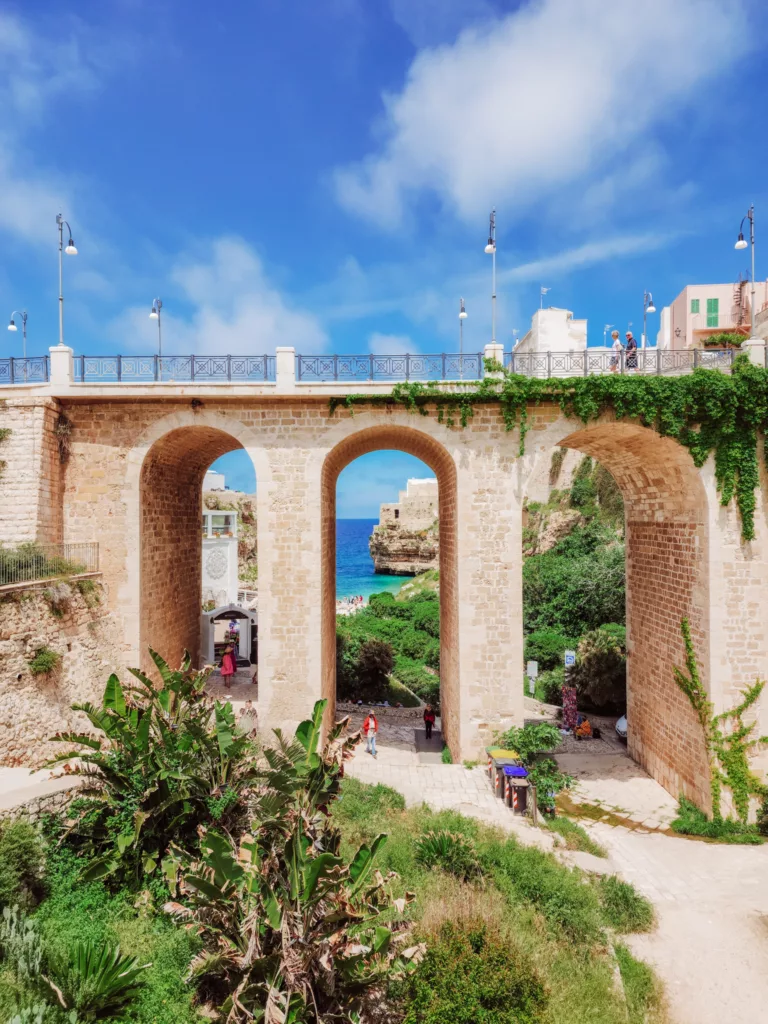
[203, 469, 226, 490]
[202, 509, 239, 608]
[512, 307, 588, 354]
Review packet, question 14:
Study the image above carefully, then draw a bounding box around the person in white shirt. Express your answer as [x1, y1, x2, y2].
[610, 330, 623, 373]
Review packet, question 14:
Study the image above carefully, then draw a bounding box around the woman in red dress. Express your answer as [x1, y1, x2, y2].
[220, 644, 237, 680]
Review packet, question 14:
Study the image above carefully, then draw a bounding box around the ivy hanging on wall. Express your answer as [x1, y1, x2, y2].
[329, 356, 768, 541]
[674, 618, 768, 822]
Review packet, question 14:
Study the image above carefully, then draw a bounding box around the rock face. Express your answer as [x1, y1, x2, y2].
[369, 523, 439, 575]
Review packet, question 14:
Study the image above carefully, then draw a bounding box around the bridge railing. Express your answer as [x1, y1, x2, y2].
[296, 352, 484, 382]
[0, 356, 49, 384]
[73, 354, 276, 382]
[503, 347, 737, 377]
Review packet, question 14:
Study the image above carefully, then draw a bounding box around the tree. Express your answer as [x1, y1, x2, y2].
[571, 624, 626, 709]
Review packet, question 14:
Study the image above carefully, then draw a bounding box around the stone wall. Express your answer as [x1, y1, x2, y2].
[0, 580, 120, 767]
[0, 398, 63, 544]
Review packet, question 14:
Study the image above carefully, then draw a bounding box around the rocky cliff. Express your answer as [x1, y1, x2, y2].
[369, 522, 439, 575]
[203, 490, 258, 584]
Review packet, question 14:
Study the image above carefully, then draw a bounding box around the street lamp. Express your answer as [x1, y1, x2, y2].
[643, 290, 656, 349]
[149, 298, 163, 357]
[56, 214, 77, 347]
[458, 297, 467, 378]
[603, 324, 614, 346]
[7, 310, 28, 360]
[735, 205, 756, 338]
[484, 209, 496, 344]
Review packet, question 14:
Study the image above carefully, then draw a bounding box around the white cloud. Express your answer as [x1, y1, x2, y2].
[389, 0, 496, 48]
[335, 0, 749, 228]
[500, 232, 678, 284]
[368, 332, 416, 354]
[110, 237, 328, 355]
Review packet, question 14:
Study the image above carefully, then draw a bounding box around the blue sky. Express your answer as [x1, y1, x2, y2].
[1, 0, 765, 513]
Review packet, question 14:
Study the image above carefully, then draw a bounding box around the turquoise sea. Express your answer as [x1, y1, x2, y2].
[336, 519, 405, 600]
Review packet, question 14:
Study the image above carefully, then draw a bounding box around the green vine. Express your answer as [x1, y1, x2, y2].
[674, 618, 768, 822]
[0, 426, 10, 480]
[330, 356, 768, 540]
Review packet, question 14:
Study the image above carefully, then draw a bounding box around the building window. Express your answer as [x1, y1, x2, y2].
[706, 297, 719, 327]
[394, 509, 399, 519]
[690, 298, 700, 314]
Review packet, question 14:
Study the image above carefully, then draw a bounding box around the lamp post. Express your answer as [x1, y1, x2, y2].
[56, 214, 77, 347]
[643, 290, 656, 349]
[484, 209, 496, 344]
[458, 297, 467, 378]
[149, 297, 163, 358]
[735, 205, 756, 337]
[603, 324, 614, 346]
[7, 310, 28, 360]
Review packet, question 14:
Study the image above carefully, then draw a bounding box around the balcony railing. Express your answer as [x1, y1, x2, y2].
[74, 354, 276, 382]
[691, 312, 748, 331]
[504, 347, 737, 376]
[0, 542, 99, 587]
[0, 356, 49, 384]
[296, 352, 484, 382]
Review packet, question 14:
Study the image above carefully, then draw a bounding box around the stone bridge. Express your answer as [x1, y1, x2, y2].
[1, 344, 768, 811]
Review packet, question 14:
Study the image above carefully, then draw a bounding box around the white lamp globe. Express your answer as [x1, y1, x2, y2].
[735, 234, 748, 251]
[7, 320, 17, 332]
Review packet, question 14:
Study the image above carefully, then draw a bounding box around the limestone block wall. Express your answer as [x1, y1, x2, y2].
[0, 398, 63, 544]
[0, 581, 119, 766]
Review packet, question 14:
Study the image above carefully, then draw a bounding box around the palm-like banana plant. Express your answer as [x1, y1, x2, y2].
[166, 700, 422, 1023]
[46, 649, 259, 883]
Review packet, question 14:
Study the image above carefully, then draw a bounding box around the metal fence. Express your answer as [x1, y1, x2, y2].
[503, 347, 737, 377]
[0, 356, 49, 384]
[296, 352, 484, 382]
[0, 542, 99, 587]
[74, 354, 276, 382]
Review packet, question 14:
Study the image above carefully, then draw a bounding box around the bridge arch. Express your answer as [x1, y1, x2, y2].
[523, 414, 712, 807]
[320, 424, 461, 752]
[123, 409, 267, 672]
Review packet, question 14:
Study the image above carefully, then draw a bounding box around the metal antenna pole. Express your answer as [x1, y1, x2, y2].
[750, 206, 756, 338]
[57, 214, 64, 347]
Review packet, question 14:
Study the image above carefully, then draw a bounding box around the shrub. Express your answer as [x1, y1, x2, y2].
[523, 544, 625, 636]
[441, 745, 452, 763]
[167, 701, 418, 1023]
[496, 722, 561, 764]
[355, 638, 394, 691]
[0, 820, 46, 910]
[524, 629, 575, 670]
[570, 475, 597, 509]
[27, 647, 61, 676]
[571, 623, 627, 709]
[412, 600, 440, 637]
[399, 627, 432, 661]
[42, 940, 150, 1021]
[537, 666, 564, 705]
[46, 649, 259, 884]
[399, 923, 547, 1024]
[526, 758, 573, 811]
[415, 830, 482, 881]
[597, 876, 655, 933]
[671, 797, 763, 844]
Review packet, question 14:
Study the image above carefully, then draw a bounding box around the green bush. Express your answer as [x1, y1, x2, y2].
[415, 830, 482, 881]
[597, 876, 654, 933]
[27, 648, 60, 676]
[441, 745, 452, 764]
[399, 627, 432, 661]
[523, 544, 625, 637]
[572, 623, 626, 709]
[393, 656, 440, 707]
[46, 649, 260, 884]
[537, 667, 564, 705]
[524, 629, 575, 670]
[412, 601, 440, 637]
[0, 820, 46, 910]
[399, 923, 547, 1024]
[671, 797, 763, 844]
[497, 722, 561, 764]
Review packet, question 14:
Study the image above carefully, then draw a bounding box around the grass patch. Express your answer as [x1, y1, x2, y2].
[441, 744, 452, 763]
[334, 778, 665, 1024]
[597, 876, 655, 933]
[615, 943, 667, 1023]
[386, 676, 421, 707]
[671, 797, 763, 844]
[27, 646, 61, 675]
[545, 816, 607, 857]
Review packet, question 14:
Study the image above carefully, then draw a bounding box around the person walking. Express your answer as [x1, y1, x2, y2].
[220, 644, 237, 681]
[423, 704, 436, 740]
[609, 330, 623, 373]
[625, 330, 638, 372]
[363, 711, 378, 758]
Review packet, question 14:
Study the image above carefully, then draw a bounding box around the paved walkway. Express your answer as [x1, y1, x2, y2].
[345, 719, 768, 1024]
